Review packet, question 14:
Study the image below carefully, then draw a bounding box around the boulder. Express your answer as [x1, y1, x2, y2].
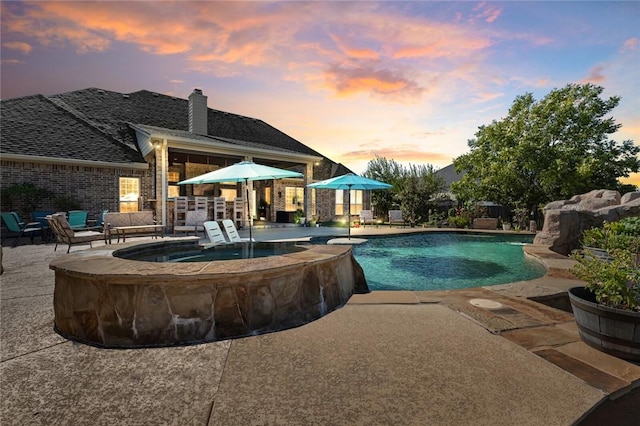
[534, 190, 640, 255]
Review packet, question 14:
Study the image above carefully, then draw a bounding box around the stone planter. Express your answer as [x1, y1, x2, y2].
[568, 286, 640, 361]
[502, 224, 512, 231]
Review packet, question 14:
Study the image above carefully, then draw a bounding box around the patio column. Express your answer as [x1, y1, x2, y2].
[153, 139, 168, 226]
[304, 162, 313, 222]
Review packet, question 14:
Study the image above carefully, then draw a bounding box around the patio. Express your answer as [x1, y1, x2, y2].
[1, 228, 639, 425]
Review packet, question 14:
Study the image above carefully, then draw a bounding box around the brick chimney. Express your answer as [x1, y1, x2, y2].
[188, 89, 208, 135]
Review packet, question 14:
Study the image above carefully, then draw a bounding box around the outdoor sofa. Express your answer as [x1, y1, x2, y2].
[103, 211, 164, 243]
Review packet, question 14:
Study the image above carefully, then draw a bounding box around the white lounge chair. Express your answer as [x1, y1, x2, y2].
[221, 219, 254, 243]
[202, 221, 229, 246]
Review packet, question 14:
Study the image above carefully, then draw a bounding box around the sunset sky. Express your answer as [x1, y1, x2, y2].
[1, 1, 639, 184]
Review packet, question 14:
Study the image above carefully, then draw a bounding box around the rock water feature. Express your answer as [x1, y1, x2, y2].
[534, 189, 640, 255]
[49, 239, 368, 348]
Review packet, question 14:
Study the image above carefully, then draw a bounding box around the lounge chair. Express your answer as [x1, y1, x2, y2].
[221, 219, 253, 243]
[1, 212, 42, 247]
[202, 221, 230, 247]
[173, 210, 207, 236]
[47, 213, 106, 253]
[359, 210, 375, 227]
[388, 210, 405, 227]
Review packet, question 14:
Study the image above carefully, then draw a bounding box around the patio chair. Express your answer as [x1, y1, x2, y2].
[173, 210, 207, 236]
[202, 221, 230, 247]
[47, 214, 106, 253]
[33, 210, 55, 242]
[67, 210, 88, 230]
[388, 210, 405, 227]
[221, 219, 253, 243]
[359, 210, 375, 228]
[1, 212, 42, 247]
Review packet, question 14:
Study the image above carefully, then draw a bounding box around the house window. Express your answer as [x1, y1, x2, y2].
[265, 187, 271, 205]
[119, 177, 140, 212]
[285, 187, 304, 211]
[168, 186, 180, 198]
[220, 187, 238, 201]
[350, 190, 363, 215]
[335, 190, 344, 215]
[335, 190, 363, 215]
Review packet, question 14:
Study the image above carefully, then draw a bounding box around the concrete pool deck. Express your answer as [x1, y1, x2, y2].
[1, 226, 639, 425]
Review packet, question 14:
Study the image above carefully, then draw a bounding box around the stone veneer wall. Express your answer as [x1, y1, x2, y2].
[50, 240, 368, 348]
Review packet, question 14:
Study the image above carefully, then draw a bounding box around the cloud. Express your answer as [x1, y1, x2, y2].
[341, 145, 452, 164]
[471, 2, 503, 24]
[323, 63, 425, 100]
[1, 58, 22, 65]
[580, 65, 607, 84]
[620, 37, 639, 54]
[0, 1, 548, 104]
[2, 41, 32, 54]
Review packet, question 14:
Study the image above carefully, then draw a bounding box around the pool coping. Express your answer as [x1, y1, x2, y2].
[346, 241, 640, 411]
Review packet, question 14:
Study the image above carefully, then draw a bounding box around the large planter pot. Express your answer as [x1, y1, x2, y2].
[568, 287, 640, 361]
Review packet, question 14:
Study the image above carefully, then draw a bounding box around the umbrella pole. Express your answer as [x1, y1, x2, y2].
[245, 178, 252, 242]
[348, 184, 352, 240]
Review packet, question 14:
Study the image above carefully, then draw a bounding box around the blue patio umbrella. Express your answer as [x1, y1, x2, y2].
[307, 173, 392, 239]
[178, 161, 303, 241]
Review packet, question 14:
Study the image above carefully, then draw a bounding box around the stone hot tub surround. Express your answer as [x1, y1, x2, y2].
[50, 239, 368, 348]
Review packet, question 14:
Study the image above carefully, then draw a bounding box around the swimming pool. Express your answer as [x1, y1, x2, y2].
[122, 241, 306, 262]
[345, 232, 546, 291]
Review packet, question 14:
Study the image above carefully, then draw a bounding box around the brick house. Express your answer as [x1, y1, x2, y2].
[1, 88, 364, 228]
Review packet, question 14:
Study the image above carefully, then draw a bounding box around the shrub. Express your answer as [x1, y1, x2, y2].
[572, 217, 640, 311]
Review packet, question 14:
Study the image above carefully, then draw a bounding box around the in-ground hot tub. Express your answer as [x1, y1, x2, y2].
[50, 238, 368, 348]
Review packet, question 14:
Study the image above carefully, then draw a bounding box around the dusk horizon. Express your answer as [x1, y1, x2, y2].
[2, 1, 638, 185]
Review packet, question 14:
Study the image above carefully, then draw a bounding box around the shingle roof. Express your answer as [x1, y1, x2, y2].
[435, 163, 465, 189]
[2, 87, 335, 169]
[0, 94, 144, 163]
[49, 88, 324, 157]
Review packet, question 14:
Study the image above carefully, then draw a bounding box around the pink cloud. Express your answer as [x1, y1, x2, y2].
[471, 2, 503, 24]
[323, 63, 425, 100]
[2, 41, 32, 54]
[341, 146, 451, 164]
[579, 65, 607, 84]
[621, 37, 638, 53]
[0, 1, 503, 101]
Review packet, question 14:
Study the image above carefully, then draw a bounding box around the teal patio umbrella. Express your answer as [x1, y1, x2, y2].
[178, 161, 303, 241]
[308, 173, 392, 239]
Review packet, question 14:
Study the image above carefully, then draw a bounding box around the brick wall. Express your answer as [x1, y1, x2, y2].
[1, 160, 153, 220]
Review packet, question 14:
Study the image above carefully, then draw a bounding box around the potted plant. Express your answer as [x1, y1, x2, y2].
[294, 209, 306, 226]
[569, 217, 640, 361]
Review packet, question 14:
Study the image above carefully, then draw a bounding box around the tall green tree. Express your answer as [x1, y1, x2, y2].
[363, 156, 444, 223]
[451, 83, 639, 213]
[362, 156, 404, 217]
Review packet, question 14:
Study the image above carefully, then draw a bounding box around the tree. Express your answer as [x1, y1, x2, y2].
[451, 83, 639, 214]
[362, 156, 404, 217]
[363, 156, 444, 224]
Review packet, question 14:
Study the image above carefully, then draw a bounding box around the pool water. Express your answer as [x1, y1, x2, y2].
[125, 242, 306, 262]
[348, 233, 546, 291]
